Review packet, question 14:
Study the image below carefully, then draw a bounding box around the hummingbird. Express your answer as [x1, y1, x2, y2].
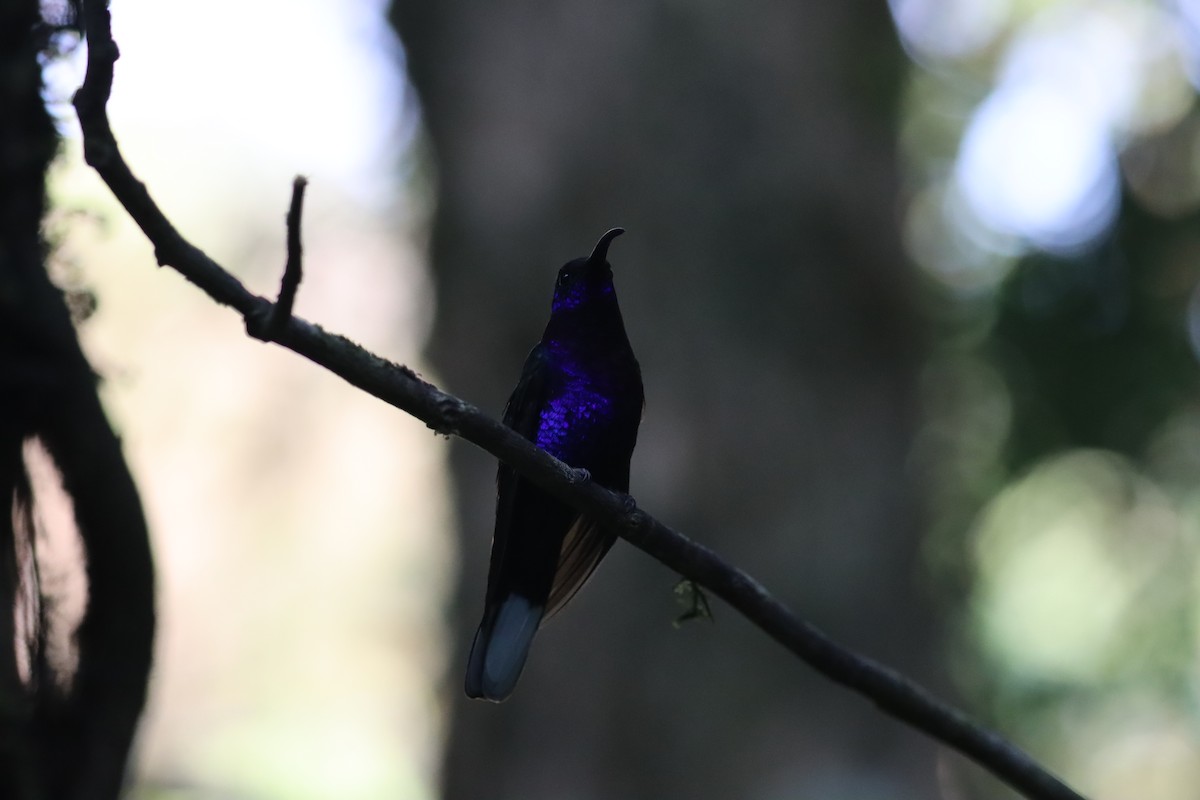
[466, 227, 644, 702]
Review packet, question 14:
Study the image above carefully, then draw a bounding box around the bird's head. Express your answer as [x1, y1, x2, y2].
[550, 227, 625, 316]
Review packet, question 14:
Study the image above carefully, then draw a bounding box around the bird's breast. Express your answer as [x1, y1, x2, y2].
[535, 379, 619, 460]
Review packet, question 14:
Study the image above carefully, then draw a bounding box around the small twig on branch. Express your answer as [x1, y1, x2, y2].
[70, 3, 1090, 800]
[252, 175, 308, 341]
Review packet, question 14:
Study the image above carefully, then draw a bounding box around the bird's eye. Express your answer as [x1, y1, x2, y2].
[557, 271, 571, 287]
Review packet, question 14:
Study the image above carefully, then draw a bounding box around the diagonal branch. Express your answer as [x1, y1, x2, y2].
[71, 2, 1088, 800]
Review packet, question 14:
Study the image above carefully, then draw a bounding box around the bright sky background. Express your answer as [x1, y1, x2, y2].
[48, 1, 449, 798]
[46, 0, 414, 210]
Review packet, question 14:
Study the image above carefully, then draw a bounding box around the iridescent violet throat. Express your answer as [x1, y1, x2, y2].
[465, 228, 644, 702]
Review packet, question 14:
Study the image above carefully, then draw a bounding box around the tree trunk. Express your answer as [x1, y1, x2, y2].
[390, 3, 938, 796]
[0, 2, 154, 796]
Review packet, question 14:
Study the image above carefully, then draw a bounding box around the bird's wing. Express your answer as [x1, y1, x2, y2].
[543, 514, 615, 621]
[502, 344, 552, 436]
[484, 345, 552, 604]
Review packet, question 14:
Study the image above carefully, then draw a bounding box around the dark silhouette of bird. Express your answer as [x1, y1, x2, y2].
[466, 227, 644, 702]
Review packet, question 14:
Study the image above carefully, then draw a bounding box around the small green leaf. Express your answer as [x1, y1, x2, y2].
[672, 578, 714, 627]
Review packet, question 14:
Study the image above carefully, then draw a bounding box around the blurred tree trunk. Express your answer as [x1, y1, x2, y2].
[0, 1, 154, 797]
[391, 3, 939, 797]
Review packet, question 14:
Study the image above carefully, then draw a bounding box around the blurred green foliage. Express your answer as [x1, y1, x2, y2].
[899, 1, 1200, 795]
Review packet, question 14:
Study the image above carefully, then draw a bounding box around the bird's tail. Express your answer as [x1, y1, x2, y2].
[465, 593, 545, 702]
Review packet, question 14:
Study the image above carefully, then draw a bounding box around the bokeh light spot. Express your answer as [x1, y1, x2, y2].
[956, 82, 1119, 253]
